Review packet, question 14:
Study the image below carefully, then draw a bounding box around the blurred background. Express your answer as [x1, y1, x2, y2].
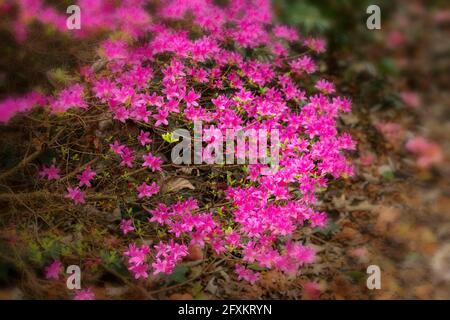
[0, 0, 449, 299]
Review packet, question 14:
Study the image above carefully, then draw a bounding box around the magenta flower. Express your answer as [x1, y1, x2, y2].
[39, 165, 60, 180]
[44, 260, 62, 280]
[138, 130, 152, 146]
[65, 186, 86, 204]
[50, 84, 87, 113]
[73, 288, 96, 300]
[183, 90, 200, 108]
[129, 263, 149, 279]
[142, 153, 163, 171]
[120, 219, 135, 235]
[315, 79, 336, 95]
[109, 140, 125, 155]
[124, 244, 150, 267]
[153, 108, 169, 126]
[77, 166, 96, 188]
[152, 241, 188, 275]
[120, 148, 135, 168]
[113, 107, 129, 123]
[235, 265, 260, 284]
[304, 37, 326, 53]
[136, 182, 159, 198]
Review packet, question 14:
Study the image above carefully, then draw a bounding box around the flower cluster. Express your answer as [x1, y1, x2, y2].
[3, 0, 151, 42]
[2, 0, 357, 283]
[65, 166, 97, 204]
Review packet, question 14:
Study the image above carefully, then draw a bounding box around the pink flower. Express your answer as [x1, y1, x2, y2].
[77, 166, 96, 187]
[124, 244, 151, 279]
[315, 79, 335, 95]
[129, 263, 149, 279]
[152, 241, 188, 275]
[406, 137, 443, 169]
[136, 182, 159, 198]
[65, 187, 86, 204]
[120, 148, 135, 168]
[110, 140, 125, 155]
[142, 153, 163, 171]
[400, 91, 421, 109]
[44, 260, 62, 280]
[289, 56, 316, 74]
[120, 219, 135, 235]
[235, 265, 260, 284]
[124, 244, 150, 267]
[138, 130, 152, 146]
[387, 31, 405, 49]
[113, 107, 129, 123]
[273, 25, 299, 42]
[39, 165, 60, 180]
[153, 108, 169, 126]
[50, 84, 87, 113]
[74, 288, 96, 300]
[303, 281, 322, 300]
[310, 212, 328, 228]
[183, 90, 200, 108]
[375, 122, 403, 145]
[360, 152, 376, 167]
[304, 37, 326, 53]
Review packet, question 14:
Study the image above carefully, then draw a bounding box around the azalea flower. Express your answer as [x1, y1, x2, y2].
[74, 288, 96, 300]
[65, 187, 86, 204]
[136, 182, 159, 198]
[142, 153, 163, 171]
[120, 219, 135, 235]
[138, 130, 152, 146]
[183, 90, 200, 108]
[235, 265, 260, 284]
[77, 166, 96, 187]
[315, 79, 336, 95]
[39, 165, 60, 180]
[406, 137, 443, 169]
[44, 260, 62, 280]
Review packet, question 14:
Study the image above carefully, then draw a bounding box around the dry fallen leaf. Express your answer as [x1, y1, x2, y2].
[375, 206, 401, 233]
[161, 177, 195, 193]
[431, 244, 450, 282]
[186, 244, 203, 261]
[169, 293, 194, 300]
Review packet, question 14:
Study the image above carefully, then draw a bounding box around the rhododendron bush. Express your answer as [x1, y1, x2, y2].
[0, 0, 358, 295]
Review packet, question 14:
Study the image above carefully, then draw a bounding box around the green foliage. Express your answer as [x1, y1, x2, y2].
[168, 264, 189, 283]
[162, 132, 179, 144]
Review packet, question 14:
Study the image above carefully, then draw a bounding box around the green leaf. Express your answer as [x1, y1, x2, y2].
[168, 265, 189, 283]
[314, 221, 340, 236]
[162, 132, 179, 144]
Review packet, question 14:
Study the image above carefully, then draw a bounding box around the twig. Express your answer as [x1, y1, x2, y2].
[0, 146, 42, 181]
[0, 190, 117, 202]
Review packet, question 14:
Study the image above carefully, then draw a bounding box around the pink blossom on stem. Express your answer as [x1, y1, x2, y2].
[136, 182, 159, 198]
[138, 130, 152, 146]
[44, 260, 62, 280]
[120, 219, 135, 235]
[39, 165, 60, 180]
[74, 288, 96, 300]
[65, 187, 86, 204]
[77, 166, 96, 187]
[142, 153, 163, 171]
